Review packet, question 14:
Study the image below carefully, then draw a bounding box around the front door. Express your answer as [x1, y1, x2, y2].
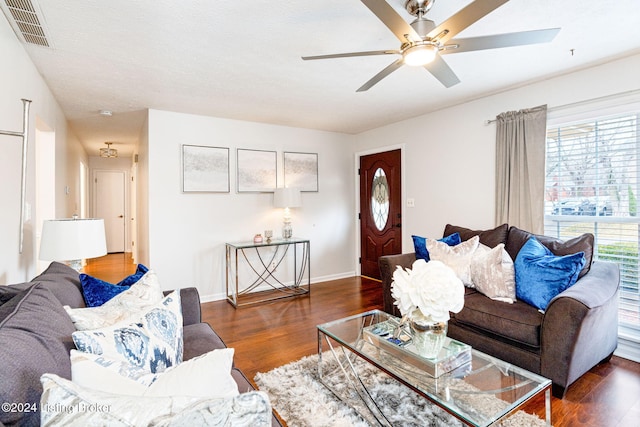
[359, 149, 402, 279]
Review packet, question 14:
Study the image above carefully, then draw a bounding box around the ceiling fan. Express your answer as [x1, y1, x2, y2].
[302, 0, 560, 92]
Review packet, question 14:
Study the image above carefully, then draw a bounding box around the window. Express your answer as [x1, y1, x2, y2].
[544, 109, 640, 343]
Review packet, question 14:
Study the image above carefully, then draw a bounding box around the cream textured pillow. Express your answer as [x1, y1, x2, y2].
[426, 236, 480, 285]
[470, 243, 516, 303]
[40, 374, 271, 427]
[72, 291, 183, 375]
[64, 270, 164, 330]
[71, 348, 239, 398]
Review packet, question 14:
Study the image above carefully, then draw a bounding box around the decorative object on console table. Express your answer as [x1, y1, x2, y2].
[273, 187, 302, 239]
[390, 259, 465, 358]
[39, 217, 107, 271]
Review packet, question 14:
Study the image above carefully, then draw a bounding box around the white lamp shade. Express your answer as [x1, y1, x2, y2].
[39, 218, 107, 261]
[273, 187, 302, 208]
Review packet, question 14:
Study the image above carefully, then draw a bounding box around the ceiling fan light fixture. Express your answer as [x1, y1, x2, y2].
[403, 44, 438, 66]
[100, 142, 118, 158]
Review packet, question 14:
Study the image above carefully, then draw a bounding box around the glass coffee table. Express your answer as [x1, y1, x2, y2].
[317, 310, 551, 427]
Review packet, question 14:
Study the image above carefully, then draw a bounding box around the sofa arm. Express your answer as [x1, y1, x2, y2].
[164, 287, 202, 326]
[541, 261, 620, 394]
[378, 253, 417, 316]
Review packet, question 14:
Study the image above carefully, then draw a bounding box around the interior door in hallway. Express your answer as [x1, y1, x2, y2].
[359, 149, 402, 279]
[95, 170, 126, 253]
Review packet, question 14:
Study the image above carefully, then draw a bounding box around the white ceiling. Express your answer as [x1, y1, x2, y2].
[4, 0, 640, 157]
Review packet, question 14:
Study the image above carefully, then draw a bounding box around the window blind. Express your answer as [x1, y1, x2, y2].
[544, 112, 640, 334]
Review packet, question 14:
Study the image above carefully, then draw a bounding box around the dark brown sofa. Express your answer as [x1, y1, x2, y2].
[379, 224, 620, 398]
[0, 262, 282, 426]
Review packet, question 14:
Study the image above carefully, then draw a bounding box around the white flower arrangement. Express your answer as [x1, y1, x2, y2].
[391, 259, 465, 323]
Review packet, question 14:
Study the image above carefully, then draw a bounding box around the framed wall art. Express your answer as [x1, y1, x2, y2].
[182, 145, 230, 193]
[237, 149, 277, 192]
[284, 151, 318, 192]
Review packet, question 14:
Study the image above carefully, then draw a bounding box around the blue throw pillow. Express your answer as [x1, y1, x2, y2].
[80, 264, 149, 307]
[515, 237, 585, 311]
[412, 232, 461, 261]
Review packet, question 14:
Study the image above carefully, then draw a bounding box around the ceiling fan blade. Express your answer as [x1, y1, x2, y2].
[427, 0, 509, 44]
[302, 50, 399, 60]
[441, 28, 561, 54]
[357, 58, 404, 92]
[361, 0, 421, 43]
[424, 55, 460, 88]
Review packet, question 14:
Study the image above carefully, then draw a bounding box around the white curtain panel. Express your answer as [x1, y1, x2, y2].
[495, 105, 548, 234]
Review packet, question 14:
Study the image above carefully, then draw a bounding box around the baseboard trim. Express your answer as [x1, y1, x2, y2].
[615, 332, 640, 363]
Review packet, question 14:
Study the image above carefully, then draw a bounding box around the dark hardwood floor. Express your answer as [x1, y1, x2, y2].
[86, 253, 640, 427]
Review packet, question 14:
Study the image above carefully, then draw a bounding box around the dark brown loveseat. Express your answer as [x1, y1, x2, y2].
[379, 224, 620, 398]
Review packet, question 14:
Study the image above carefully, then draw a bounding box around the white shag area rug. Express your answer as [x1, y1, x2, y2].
[255, 353, 549, 427]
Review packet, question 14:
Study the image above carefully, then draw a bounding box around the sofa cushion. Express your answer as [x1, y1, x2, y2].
[0, 283, 77, 427]
[515, 237, 586, 311]
[30, 261, 86, 308]
[505, 226, 594, 278]
[80, 264, 149, 307]
[0, 284, 25, 306]
[72, 291, 183, 375]
[411, 232, 461, 261]
[182, 322, 229, 361]
[453, 290, 543, 348]
[443, 223, 509, 248]
[65, 270, 164, 330]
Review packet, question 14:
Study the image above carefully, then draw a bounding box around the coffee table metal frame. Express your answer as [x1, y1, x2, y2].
[317, 310, 551, 427]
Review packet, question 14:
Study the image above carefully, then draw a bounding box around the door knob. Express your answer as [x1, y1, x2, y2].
[118, 215, 124, 218]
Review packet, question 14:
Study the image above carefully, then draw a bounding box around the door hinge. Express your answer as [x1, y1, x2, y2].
[358, 212, 361, 220]
[358, 168, 361, 175]
[359, 257, 361, 264]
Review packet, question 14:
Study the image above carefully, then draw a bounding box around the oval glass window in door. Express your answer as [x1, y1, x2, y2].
[371, 167, 390, 231]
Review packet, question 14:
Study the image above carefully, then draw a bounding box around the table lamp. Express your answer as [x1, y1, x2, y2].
[39, 217, 107, 271]
[273, 187, 302, 239]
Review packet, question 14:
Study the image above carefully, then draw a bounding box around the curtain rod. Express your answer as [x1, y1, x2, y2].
[484, 88, 640, 125]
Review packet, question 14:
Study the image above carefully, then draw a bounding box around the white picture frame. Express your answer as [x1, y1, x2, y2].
[237, 149, 277, 192]
[284, 152, 318, 192]
[182, 145, 230, 193]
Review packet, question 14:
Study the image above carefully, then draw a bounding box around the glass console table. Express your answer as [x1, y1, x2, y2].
[225, 238, 310, 308]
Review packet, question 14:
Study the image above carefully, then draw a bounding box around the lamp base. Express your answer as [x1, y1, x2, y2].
[282, 222, 293, 240]
[68, 259, 83, 272]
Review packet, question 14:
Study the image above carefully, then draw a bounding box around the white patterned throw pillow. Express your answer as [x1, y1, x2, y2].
[426, 236, 480, 286]
[40, 374, 271, 427]
[64, 270, 165, 330]
[470, 243, 516, 303]
[72, 291, 183, 375]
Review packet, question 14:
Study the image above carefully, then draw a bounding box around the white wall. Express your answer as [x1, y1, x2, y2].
[0, 14, 85, 284]
[353, 53, 640, 253]
[145, 109, 354, 300]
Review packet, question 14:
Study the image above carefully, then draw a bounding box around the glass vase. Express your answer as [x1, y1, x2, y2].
[410, 317, 448, 359]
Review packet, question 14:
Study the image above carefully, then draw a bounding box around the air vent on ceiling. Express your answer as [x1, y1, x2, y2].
[4, 0, 49, 47]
